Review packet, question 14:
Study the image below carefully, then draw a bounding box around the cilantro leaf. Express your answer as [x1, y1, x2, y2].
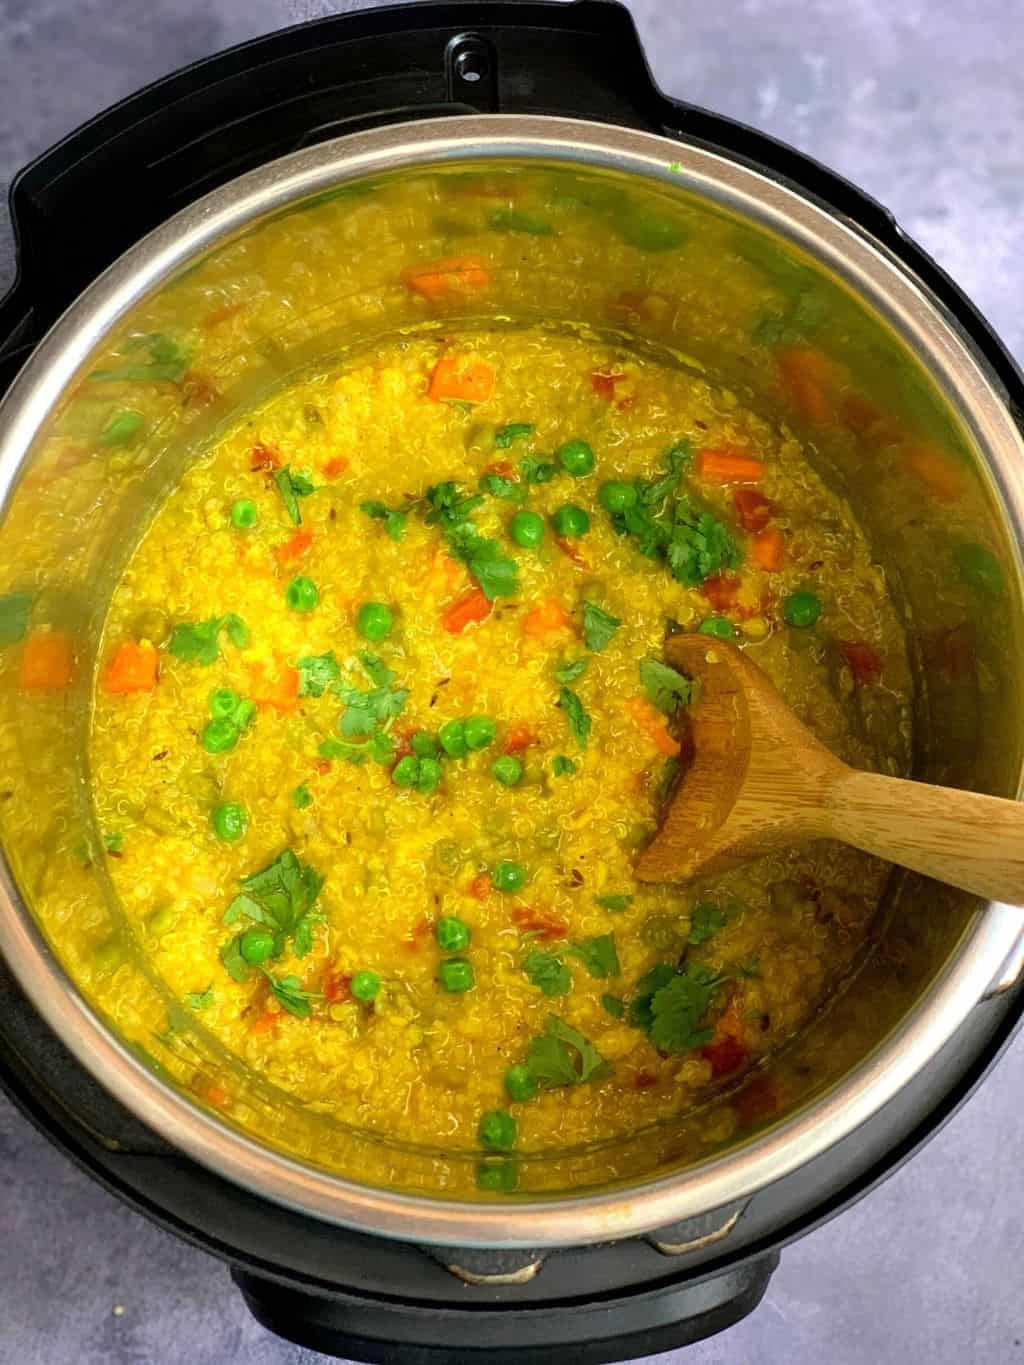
[319, 738, 369, 763]
[338, 683, 408, 737]
[104, 832, 124, 854]
[91, 333, 190, 384]
[525, 1015, 611, 1088]
[292, 784, 313, 810]
[168, 617, 224, 666]
[629, 963, 678, 1034]
[688, 902, 727, 946]
[185, 985, 214, 1009]
[272, 467, 316, 525]
[371, 731, 396, 765]
[582, 600, 621, 653]
[296, 651, 341, 698]
[667, 500, 742, 586]
[464, 537, 518, 600]
[359, 652, 396, 688]
[558, 686, 591, 749]
[567, 934, 620, 979]
[360, 500, 407, 541]
[639, 658, 691, 716]
[225, 851, 325, 955]
[551, 754, 576, 777]
[0, 591, 31, 646]
[224, 613, 250, 649]
[479, 472, 527, 503]
[494, 423, 535, 448]
[520, 456, 557, 484]
[739, 953, 762, 978]
[423, 481, 518, 600]
[596, 893, 633, 912]
[292, 911, 325, 959]
[554, 658, 588, 685]
[522, 949, 572, 996]
[219, 935, 252, 983]
[602, 994, 626, 1019]
[262, 971, 322, 1019]
[647, 964, 725, 1053]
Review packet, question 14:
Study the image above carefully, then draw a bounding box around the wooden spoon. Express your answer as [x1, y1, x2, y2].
[634, 634, 1024, 904]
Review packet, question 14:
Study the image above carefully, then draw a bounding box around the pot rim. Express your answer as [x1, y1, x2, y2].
[0, 114, 1021, 1248]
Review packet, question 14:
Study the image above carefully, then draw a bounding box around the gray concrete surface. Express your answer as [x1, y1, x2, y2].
[2, 1, 1023, 1361]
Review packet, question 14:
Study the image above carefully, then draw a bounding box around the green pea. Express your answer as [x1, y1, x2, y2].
[436, 916, 472, 952]
[464, 716, 496, 751]
[614, 203, 687, 252]
[783, 590, 822, 629]
[100, 409, 145, 446]
[145, 905, 178, 937]
[202, 717, 240, 754]
[432, 838, 463, 873]
[599, 481, 638, 513]
[209, 687, 241, 719]
[954, 542, 1004, 597]
[231, 499, 258, 530]
[476, 1159, 519, 1193]
[491, 860, 527, 893]
[92, 938, 129, 975]
[504, 1063, 538, 1102]
[510, 510, 545, 548]
[239, 927, 276, 964]
[211, 801, 248, 842]
[439, 719, 468, 758]
[351, 969, 381, 1002]
[698, 617, 735, 639]
[439, 957, 475, 993]
[466, 423, 496, 454]
[558, 439, 595, 477]
[492, 755, 523, 787]
[411, 732, 439, 759]
[392, 756, 420, 788]
[286, 576, 319, 612]
[357, 600, 394, 640]
[233, 698, 256, 731]
[416, 756, 442, 795]
[551, 504, 590, 537]
[478, 1109, 517, 1150]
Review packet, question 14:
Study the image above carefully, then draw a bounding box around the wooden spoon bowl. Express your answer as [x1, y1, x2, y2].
[634, 635, 1024, 905]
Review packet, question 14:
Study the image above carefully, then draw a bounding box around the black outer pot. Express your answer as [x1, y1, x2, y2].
[1, 5, 1022, 1361]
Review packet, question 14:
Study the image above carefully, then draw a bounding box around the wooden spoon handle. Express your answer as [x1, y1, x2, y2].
[823, 769, 1024, 905]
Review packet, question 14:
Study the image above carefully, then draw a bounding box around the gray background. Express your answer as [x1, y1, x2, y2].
[1, 1, 1023, 1361]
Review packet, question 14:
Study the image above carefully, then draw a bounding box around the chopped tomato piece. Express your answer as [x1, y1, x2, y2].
[469, 872, 493, 900]
[555, 537, 590, 569]
[701, 1034, 749, 1078]
[19, 633, 73, 692]
[103, 641, 159, 694]
[777, 347, 834, 424]
[250, 441, 282, 472]
[250, 1011, 278, 1037]
[250, 660, 300, 713]
[627, 696, 681, 757]
[442, 587, 493, 634]
[839, 641, 884, 685]
[403, 917, 433, 953]
[181, 371, 219, 407]
[482, 460, 515, 478]
[502, 725, 537, 754]
[324, 455, 350, 479]
[314, 758, 332, 776]
[700, 573, 741, 612]
[511, 906, 568, 940]
[696, 447, 765, 484]
[733, 488, 777, 533]
[428, 355, 494, 404]
[275, 528, 314, 565]
[522, 597, 571, 639]
[206, 1084, 229, 1108]
[904, 444, 965, 502]
[750, 526, 785, 571]
[402, 255, 490, 301]
[322, 971, 352, 1004]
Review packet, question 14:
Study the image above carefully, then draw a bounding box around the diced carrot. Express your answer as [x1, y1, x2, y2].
[839, 641, 884, 685]
[502, 725, 537, 755]
[250, 660, 299, 713]
[181, 371, 219, 407]
[314, 758, 332, 776]
[206, 1084, 229, 1108]
[591, 370, 625, 401]
[403, 917, 433, 953]
[700, 573, 741, 612]
[322, 971, 351, 1004]
[324, 455, 350, 479]
[202, 300, 246, 329]
[522, 597, 571, 639]
[403, 255, 490, 301]
[482, 460, 515, 478]
[904, 443, 965, 502]
[777, 347, 834, 424]
[428, 355, 494, 404]
[696, 446, 765, 484]
[556, 537, 590, 569]
[701, 1035, 749, 1078]
[469, 872, 493, 901]
[733, 488, 777, 533]
[750, 525, 785, 571]
[511, 906, 568, 940]
[250, 441, 282, 472]
[442, 587, 493, 635]
[627, 696, 681, 757]
[19, 633, 73, 692]
[250, 1011, 278, 1037]
[103, 641, 159, 694]
[275, 528, 314, 566]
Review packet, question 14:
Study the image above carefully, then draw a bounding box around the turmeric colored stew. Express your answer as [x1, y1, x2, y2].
[88, 326, 913, 1179]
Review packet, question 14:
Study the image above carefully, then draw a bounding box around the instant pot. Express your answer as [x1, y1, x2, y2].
[1, 4, 1022, 1361]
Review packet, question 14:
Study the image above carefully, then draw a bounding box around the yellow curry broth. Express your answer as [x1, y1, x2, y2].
[88, 329, 910, 1157]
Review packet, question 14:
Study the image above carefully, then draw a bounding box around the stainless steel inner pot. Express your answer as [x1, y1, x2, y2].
[0, 116, 1021, 1247]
